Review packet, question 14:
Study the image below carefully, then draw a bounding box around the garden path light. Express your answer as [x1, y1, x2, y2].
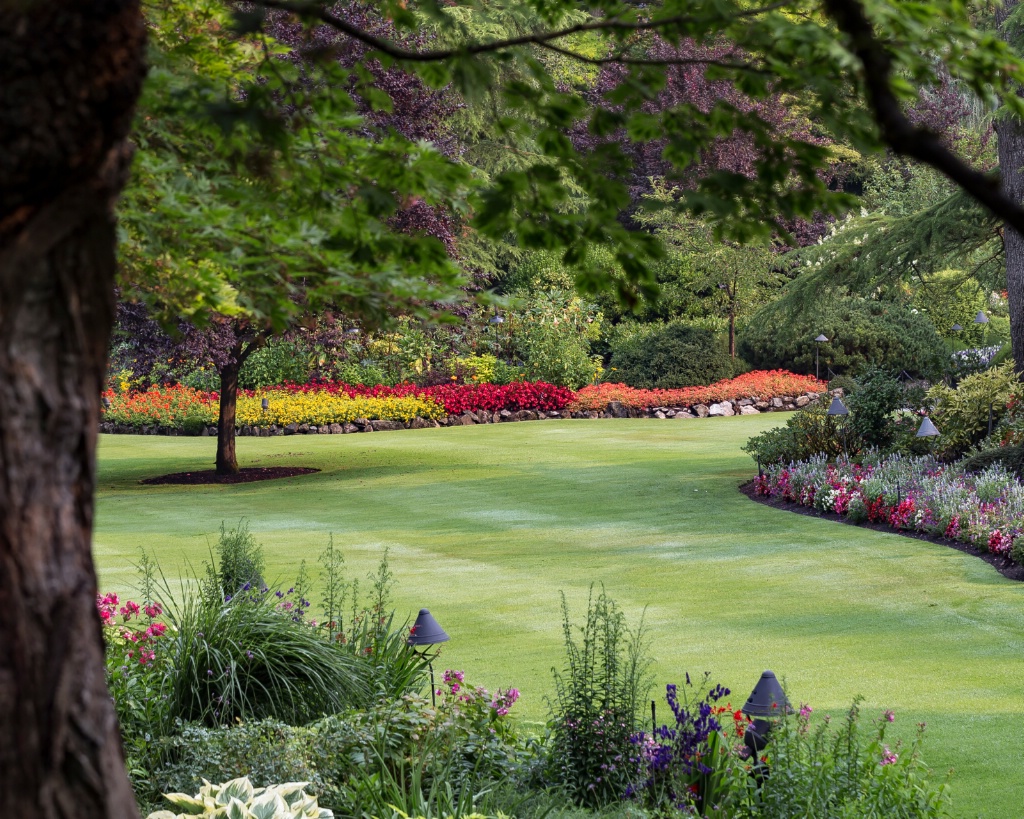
[814, 334, 829, 381]
[742, 670, 791, 773]
[408, 608, 450, 705]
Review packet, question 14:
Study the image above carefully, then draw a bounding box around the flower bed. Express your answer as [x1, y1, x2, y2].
[754, 453, 1024, 564]
[267, 379, 575, 415]
[570, 370, 826, 412]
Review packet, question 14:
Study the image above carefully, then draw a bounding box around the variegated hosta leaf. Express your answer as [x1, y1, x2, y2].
[248, 790, 288, 819]
[219, 778, 256, 805]
[272, 783, 312, 807]
[225, 796, 255, 819]
[161, 793, 207, 815]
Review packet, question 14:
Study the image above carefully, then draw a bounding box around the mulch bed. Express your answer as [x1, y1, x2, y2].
[739, 480, 1024, 583]
[141, 467, 320, 485]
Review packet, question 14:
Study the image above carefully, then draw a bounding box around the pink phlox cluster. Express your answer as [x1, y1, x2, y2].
[880, 745, 899, 766]
[490, 686, 520, 716]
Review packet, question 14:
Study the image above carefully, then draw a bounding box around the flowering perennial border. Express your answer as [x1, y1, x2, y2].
[754, 453, 1024, 565]
[570, 370, 826, 412]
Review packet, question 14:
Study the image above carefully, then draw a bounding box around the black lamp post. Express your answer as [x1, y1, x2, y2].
[814, 335, 829, 381]
[741, 670, 790, 772]
[407, 608, 450, 706]
[916, 415, 940, 459]
[261, 397, 269, 412]
[489, 313, 505, 358]
[827, 395, 849, 456]
[950, 323, 962, 357]
[974, 310, 989, 352]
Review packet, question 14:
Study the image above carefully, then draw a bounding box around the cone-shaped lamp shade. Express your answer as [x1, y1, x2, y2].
[826, 396, 849, 416]
[975, 311, 989, 324]
[742, 670, 791, 717]
[408, 609, 450, 646]
[916, 416, 940, 438]
[951, 324, 963, 332]
[815, 334, 829, 343]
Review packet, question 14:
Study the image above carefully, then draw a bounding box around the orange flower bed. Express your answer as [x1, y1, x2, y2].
[569, 370, 826, 412]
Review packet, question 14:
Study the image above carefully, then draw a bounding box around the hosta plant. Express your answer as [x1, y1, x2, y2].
[146, 776, 332, 819]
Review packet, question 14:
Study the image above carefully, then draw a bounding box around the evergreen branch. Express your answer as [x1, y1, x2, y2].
[823, 0, 1024, 234]
[254, 0, 789, 62]
[534, 39, 768, 72]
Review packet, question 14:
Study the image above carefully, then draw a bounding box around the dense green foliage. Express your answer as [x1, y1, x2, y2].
[927, 363, 1024, 458]
[609, 322, 735, 389]
[743, 403, 845, 465]
[739, 297, 946, 378]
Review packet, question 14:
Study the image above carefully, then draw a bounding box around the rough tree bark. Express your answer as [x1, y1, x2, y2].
[215, 332, 268, 475]
[998, 0, 1024, 375]
[0, 2, 146, 816]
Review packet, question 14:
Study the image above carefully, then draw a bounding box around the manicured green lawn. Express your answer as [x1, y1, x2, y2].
[94, 417, 1024, 818]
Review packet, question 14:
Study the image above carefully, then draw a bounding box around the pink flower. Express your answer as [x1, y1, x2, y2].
[883, 709, 895, 723]
[880, 745, 898, 765]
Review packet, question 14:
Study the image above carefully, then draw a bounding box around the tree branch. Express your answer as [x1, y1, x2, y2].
[822, 0, 1024, 235]
[534, 39, 767, 72]
[255, 0, 788, 62]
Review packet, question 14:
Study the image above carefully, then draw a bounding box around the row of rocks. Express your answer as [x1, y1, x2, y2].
[98, 391, 831, 437]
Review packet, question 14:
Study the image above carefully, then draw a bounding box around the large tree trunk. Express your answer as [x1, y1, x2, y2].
[999, 0, 1024, 375]
[217, 356, 242, 475]
[0, 3, 146, 817]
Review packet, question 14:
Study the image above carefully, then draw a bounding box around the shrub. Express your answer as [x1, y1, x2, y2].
[926, 362, 1024, 458]
[738, 297, 946, 378]
[508, 292, 604, 389]
[743, 404, 845, 465]
[546, 588, 652, 808]
[145, 721, 322, 813]
[609, 322, 733, 389]
[846, 368, 907, 450]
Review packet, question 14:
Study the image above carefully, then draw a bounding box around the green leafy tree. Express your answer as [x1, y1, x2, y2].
[14, 1, 1024, 815]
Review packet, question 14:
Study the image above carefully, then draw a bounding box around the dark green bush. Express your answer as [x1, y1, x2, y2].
[145, 720, 322, 812]
[958, 444, 1024, 479]
[828, 374, 858, 395]
[738, 297, 946, 379]
[743, 403, 845, 465]
[181, 413, 207, 436]
[609, 322, 733, 389]
[846, 368, 906, 449]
